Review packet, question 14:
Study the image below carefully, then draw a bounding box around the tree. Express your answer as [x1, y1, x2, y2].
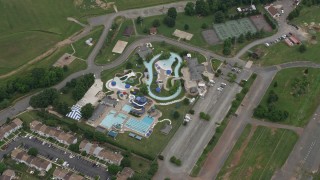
[0, 163, 6, 174]
[183, 98, 190, 105]
[184, 24, 189, 30]
[126, 62, 133, 69]
[195, 0, 209, 16]
[167, 7, 177, 19]
[214, 11, 225, 23]
[139, 84, 149, 95]
[163, 16, 175, 27]
[136, 16, 143, 24]
[108, 164, 122, 175]
[201, 23, 208, 29]
[159, 51, 171, 59]
[29, 88, 59, 108]
[81, 103, 94, 120]
[69, 143, 80, 153]
[121, 157, 131, 167]
[238, 34, 245, 43]
[189, 109, 195, 114]
[152, 19, 160, 27]
[184, 2, 195, 16]
[173, 111, 180, 119]
[28, 147, 38, 156]
[273, 81, 278, 88]
[299, 44, 307, 53]
[245, 31, 252, 40]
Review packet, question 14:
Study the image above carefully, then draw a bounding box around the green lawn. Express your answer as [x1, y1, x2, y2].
[115, 0, 184, 10]
[0, 32, 60, 75]
[257, 68, 320, 126]
[292, 6, 320, 25]
[211, 59, 222, 71]
[217, 125, 298, 180]
[95, 19, 138, 64]
[243, 33, 320, 66]
[0, 0, 106, 75]
[111, 102, 189, 159]
[137, 13, 213, 49]
[242, 6, 320, 66]
[73, 26, 104, 60]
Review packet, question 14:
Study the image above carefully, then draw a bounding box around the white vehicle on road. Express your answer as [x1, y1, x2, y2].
[217, 87, 223, 92]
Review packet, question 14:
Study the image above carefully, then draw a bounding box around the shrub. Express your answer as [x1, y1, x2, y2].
[158, 155, 164, 160]
[189, 109, 195, 114]
[201, 23, 208, 29]
[199, 112, 210, 120]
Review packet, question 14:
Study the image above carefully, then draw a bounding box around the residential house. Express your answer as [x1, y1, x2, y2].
[149, 27, 157, 35]
[117, 167, 134, 180]
[0, 118, 23, 140]
[123, 26, 134, 37]
[265, 5, 280, 18]
[53, 167, 85, 180]
[30, 121, 77, 145]
[79, 140, 123, 165]
[11, 149, 52, 172]
[0, 169, 15, 180]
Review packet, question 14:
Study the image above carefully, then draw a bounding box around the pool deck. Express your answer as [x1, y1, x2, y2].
[89, 95, 161, 137]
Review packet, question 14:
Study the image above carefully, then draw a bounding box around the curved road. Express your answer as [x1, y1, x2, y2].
[0, 1, 318, 180]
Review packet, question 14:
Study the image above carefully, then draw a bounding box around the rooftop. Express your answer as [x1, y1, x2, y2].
[186, 58, 205, 81]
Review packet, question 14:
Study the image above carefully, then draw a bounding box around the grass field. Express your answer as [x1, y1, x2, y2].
[217, 125, 298, 180]
[137, 13, 213, 49]
[95, 19, 138, 64]
[243, 33, 320, 66]
[242, 6, 320, 66]
[257, 68, 320, 127]
[211, 59, 222, 71]
[73, 26, 104, 60]
[292, 6, 320, 25]
[0, 0, 106, 75]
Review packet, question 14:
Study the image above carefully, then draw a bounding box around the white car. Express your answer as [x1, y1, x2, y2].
[281, 9, 284, 14]
[217, 87, 223, 91]
[265, 43, 270, 47]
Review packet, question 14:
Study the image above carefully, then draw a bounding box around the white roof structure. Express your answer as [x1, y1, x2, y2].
[173, 29, 193, 40]
[112, 40, 128, 54]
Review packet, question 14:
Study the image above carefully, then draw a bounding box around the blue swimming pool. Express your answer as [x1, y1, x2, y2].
[100, 111, 127, 129]
[122, 104, 132, 113]
[125, 116, 155, 135]
[143, 52, 182, 101]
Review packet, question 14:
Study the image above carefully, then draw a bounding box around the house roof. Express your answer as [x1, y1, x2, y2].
[117, 167, 134, 180]
[98, 149, 123, 164]
[0, 118, 22, 139]
[149, 27, 157, 34]
[53, 167, 85, 180]
[30, 121, 77, 144]
[267, 6, 279, 16]
[11, 149, 51, 170]
[2, 169, 15, 177]
[187, 58, 205, 81]
[123, 26, 134, 36]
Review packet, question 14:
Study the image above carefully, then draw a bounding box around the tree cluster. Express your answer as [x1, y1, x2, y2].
[291, 76, 309, 97]
[0, 67, 65, 109]
[164, 7, 177, 27]
[64, 74, 95, 101]
[170, 156, 182, 166]
[263, 14, 277, 29]
[287, 6, 302, 20]
[29, 88, 59, 108]
[199, 112, 211, 120]
[254, 90, 289, 122]
[81, 103, 94, 120]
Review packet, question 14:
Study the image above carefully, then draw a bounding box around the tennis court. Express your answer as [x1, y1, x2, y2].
[213, 18, 257, 40]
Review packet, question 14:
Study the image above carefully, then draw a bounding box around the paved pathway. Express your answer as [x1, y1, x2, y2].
[250, 119, 304, 135]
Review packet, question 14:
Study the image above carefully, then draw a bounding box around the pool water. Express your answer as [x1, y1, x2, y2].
[143, 52, 182, 101]
[125, 116, 155, 135]
[100, 111, 127, 129]
[122, 104, 132, 113]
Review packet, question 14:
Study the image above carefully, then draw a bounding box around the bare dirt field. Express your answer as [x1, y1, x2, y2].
[250, 15, 273, 32]
[53, 53, 77, 67]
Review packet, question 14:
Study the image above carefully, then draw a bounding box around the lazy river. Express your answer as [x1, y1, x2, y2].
[143, 52, 182, 101]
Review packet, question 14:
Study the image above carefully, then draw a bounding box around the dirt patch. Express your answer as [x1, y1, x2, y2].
[95, 0, 114, 10]
[250, 15, 273, 32]
[53, 53, 77, 67]
[74, 0, 83, 6]
[270, 127, 277, 135]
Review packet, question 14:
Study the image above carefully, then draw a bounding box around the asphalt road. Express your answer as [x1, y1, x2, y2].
[273, 106, 320, 179]
[0, 136, 109, 179]
[0, 0, 320, 179]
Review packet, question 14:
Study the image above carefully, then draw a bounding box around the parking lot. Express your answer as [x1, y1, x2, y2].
[0, 136, 110, 180]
